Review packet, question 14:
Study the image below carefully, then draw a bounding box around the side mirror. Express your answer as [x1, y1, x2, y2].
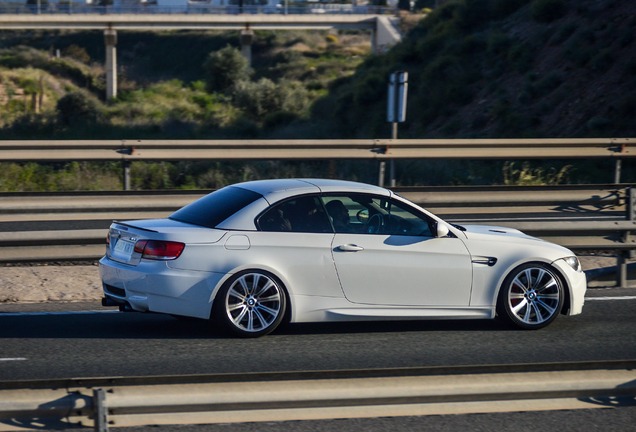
[357, 209, 370, 223]
[436, 223, 450, 238]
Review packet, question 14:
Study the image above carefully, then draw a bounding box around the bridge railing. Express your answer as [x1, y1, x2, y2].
[0, 4, 395, 15]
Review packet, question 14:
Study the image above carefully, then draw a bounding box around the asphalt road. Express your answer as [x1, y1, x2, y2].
[107, 408, 636, 432]
[1, 292, 635, 381]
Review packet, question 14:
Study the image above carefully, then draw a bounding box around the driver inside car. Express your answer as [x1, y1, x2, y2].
[325, 200, 356, 233]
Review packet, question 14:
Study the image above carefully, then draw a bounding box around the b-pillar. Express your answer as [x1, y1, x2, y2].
[104, 29, 118, 100]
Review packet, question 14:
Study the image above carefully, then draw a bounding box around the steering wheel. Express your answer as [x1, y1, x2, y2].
[366, 213, 384, 234]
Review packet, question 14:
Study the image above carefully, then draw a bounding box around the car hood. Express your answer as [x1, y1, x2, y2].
[459, 224, 572, 258]
[461, 224, 537, 240]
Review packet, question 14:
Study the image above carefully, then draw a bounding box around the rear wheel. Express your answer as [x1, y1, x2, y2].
[497, 263, 564, 330]
[215, 270, 286, 338]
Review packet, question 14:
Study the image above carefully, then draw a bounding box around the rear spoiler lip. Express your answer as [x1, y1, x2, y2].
[112, 221, 159, 233]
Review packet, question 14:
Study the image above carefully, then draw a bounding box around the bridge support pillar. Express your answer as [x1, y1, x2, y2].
[240, 28, 254, 67]
[371, 28, 377, 54]
[104, 29, 118, 100]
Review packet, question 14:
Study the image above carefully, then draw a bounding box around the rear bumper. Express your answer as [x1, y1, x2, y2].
[99, 256, 227, 319]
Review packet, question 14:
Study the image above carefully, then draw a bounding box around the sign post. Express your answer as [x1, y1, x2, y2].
[382, 71, 408, 187]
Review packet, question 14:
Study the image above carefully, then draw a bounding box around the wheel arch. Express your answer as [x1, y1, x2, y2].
[493, 259, 572, 308]
[208, 265, 294, 324]
[495, 260, 569, 327]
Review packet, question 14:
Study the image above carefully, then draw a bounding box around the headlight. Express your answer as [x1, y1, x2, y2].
[563, 256, 582, 272]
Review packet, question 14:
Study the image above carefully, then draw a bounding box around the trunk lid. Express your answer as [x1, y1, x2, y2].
[107, 219, 226, 265]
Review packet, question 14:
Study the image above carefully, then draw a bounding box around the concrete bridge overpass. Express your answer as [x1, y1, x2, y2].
[0, 13, 403, 98]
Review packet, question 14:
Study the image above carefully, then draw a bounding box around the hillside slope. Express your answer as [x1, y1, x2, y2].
[311, 0, 636, 139]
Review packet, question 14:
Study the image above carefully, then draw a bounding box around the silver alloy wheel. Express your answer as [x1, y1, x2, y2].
[504, 265, 562, 327]
[224, 272, 283, 333]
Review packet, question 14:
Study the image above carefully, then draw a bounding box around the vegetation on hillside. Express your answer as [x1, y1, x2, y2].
[0, 0, 634, 190]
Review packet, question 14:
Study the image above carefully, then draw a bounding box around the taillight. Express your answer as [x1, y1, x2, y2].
[134, 240, 185, 260]
[106, 232, 111, 245]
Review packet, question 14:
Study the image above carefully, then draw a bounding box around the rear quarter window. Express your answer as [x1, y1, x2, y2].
[169, 186, 262, 228]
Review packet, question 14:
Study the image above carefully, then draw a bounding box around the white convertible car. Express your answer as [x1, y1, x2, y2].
[100, 179, 586, 337]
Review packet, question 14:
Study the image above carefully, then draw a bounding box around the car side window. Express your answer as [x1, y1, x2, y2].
[322, 194, 433, 237]
[383, 198, 434, 237]
[258, 195, 333, 233]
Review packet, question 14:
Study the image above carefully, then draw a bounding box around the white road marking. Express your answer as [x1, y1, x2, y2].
[0, 311, 120, 317]
[0, 358, 27, 361]
[584, 296, 636, 301]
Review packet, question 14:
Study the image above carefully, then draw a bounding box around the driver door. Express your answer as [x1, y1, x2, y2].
[322, 194, 473, 307]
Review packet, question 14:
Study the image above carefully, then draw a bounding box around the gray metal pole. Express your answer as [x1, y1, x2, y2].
[617, 187, 635, 287]
[390, 122, 397, 187]
[123, 161, 131, 191]
[378, 161, 385, 187]
[617, 252, 627, 288]
[614, 159, 622, 184]
[93, 388, 108, 432]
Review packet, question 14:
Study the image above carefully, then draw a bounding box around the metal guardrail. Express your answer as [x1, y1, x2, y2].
[1, 138, 634, 161]
[1, 138, 634, 190]
[1, 361, 635, 430]
[0, 185, 634, 284]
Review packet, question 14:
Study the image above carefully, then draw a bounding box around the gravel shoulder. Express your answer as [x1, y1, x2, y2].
[0, 254, 634, 305]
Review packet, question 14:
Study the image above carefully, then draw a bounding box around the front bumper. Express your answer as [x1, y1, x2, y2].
[552, 258, 587, 316]
[99, 256, 227, 320]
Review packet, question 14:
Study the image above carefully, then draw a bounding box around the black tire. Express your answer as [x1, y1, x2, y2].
[213, 270, 287, 338]
[496, 263, 564, 330]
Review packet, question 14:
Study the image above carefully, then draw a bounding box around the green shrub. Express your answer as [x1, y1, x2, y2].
[530, 0, 567, 23]
[233, 78, 309, 120]
[62, 45, 91, 64]
[263, 111, 299, 130]
[590, 49, 614, 72]
[532, 71, 563, 97]
[203, 45, 250, 94]
[564, 30, 596, 66]
[503, 161, 572, 185]
[486, 32, 511, 56]
[56, 90, 105, 126]
[550, 21, 577, 45]
[491, 0, 532, 18]
[586, 116, 612, 132]
[130, 162, 172, 190]
[507, 43, 533, 72]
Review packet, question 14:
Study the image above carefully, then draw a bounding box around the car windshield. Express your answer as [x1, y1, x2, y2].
[169, 186, 262, 228]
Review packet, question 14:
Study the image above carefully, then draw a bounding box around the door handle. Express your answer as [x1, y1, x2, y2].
[337, 244, 364, 252]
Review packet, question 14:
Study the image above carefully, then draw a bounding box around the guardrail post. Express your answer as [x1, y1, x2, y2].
[123, 161, 131, 191]
[627, 187, 635, 261]
[614, 160, 622, 184]
[628, 187, 635, 221]
[617, 187, 635, 287]
[93, 388, 108, 432]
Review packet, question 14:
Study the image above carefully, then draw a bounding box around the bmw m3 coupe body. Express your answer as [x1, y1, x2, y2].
[100, 179, 586, 337]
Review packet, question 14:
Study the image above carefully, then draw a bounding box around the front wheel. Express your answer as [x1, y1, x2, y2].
[497, 263, 564, 330]
[214, 270, 286, 338]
